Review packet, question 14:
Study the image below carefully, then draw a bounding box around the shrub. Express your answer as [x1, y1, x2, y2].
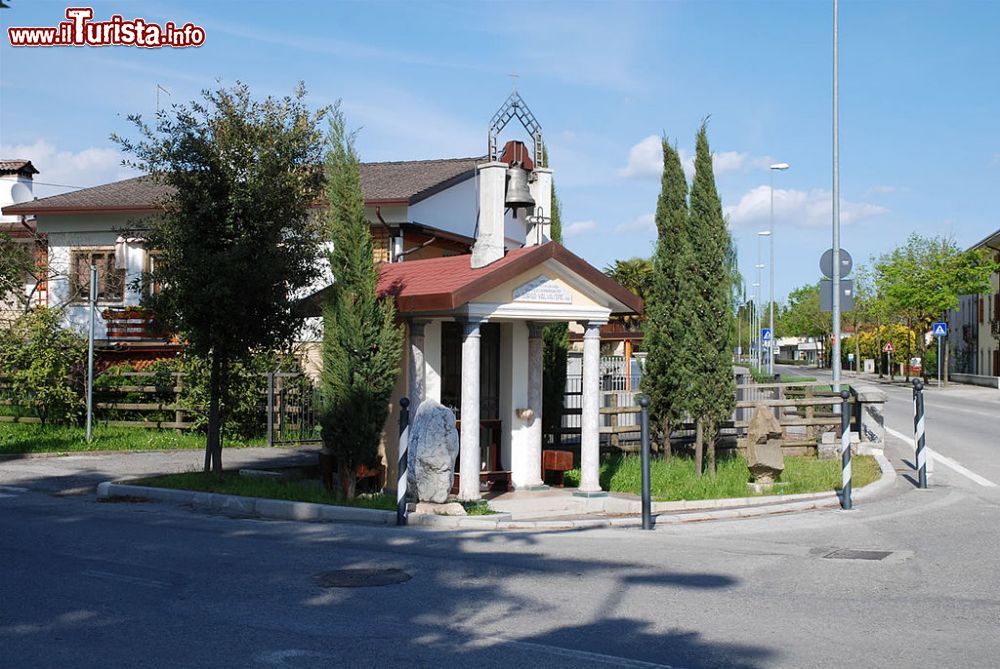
[0, 308, 86, 424]
[176, 349, 301, 440]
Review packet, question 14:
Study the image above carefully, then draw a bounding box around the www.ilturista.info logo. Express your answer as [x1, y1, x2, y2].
[7, 7, 205, 48]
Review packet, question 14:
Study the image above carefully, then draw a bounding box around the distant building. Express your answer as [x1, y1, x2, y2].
[947, 228, 1000, 378]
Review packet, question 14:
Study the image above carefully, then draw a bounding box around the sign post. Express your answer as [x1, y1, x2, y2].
[932, 322, 947, 387]
[761, 329, 772, 372]
[883, 341, 894, 378]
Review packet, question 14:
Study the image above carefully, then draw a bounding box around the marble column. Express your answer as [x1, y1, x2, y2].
[519, 321, 546, 488]
[408, 320, 427, 409]
[459, 319, 483, 501]
[577, 320, 605, 495]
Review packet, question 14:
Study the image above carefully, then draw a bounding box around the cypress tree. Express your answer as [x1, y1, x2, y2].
[643, 136, 695, 459]
[688, 123, 736, 476]
[542, 181, 569, 442]
[319, 106, 403, 500]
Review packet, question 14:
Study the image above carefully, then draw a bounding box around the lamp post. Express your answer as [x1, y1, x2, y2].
[768, 163, 789, 375]
[752, 280, 761, 369]
[757, 230, 770, 372]
[831, 0, 843, 392]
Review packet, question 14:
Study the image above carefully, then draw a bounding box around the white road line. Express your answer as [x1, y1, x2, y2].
[81, 569, 169, 589]
[885, 426, 997, 488]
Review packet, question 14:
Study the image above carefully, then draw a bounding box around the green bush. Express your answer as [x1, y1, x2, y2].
[0, 308, 86, 424]
[177, 349, 301, 440]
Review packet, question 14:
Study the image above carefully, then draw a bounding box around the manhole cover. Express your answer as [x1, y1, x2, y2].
[823, 549, 893, 561]
[313, 568, 411, 588]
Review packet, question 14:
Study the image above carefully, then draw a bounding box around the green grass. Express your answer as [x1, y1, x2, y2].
[775, 375, 818, 384]
[563, 453, 880, 501]
[0, 423, 263, 455]
[133, 471, 396, 510]
[462, 500, 498, 515]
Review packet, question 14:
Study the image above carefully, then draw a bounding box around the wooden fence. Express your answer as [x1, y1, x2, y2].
[1, 371, 194, 429]
[547, 377, 853, 457]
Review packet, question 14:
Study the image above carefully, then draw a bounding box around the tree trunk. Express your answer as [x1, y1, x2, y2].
[694, 417, 704, 478]
[854, 327, 861, 376]
[205, 350, 224, 477]
[706, 419, 716, 477]
[660, 418, 672, 460]
[904, 320, 913, 383]
[338, 463, 357, 501]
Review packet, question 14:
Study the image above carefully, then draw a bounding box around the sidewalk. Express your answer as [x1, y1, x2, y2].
[82, 448, 898, 530]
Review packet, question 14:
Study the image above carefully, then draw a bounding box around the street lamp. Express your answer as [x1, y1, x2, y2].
[757, 231, 770, 371]
[752, 281, 761, 369]
[768, 162, 790, 375]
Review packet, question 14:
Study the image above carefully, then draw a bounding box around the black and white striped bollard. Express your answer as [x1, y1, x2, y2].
[839, 389, 852, 510]
[397, 397, 410, 526]
[912, 379, 927, 489]
[637, 394, 652, 530]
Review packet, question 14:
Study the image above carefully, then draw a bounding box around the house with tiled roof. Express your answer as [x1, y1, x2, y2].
[2, 94, 642, 500]
[1, 159, 45, 323]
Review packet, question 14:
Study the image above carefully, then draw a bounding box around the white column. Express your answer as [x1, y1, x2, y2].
[408, 320, 427, 409]
[460, 319, 483, 501]
[522, 323, 545, 487]
[578, 320, 605, 495]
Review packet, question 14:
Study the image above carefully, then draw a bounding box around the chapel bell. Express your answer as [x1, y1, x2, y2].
[504, 160, 535, 212]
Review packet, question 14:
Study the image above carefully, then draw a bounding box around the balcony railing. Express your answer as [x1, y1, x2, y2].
[101, 307, 168, 341]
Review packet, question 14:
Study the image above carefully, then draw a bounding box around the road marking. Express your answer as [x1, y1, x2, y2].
[81, 569, 169, 589]
[885, 426, 997, 488]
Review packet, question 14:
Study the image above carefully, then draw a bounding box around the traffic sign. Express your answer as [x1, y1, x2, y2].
[848, 353, 855, 361]
[883, 341, 895, 354]
[761, 328, 772, 342]
[932, 322, 947, 337]
[820, 248, 853, 279]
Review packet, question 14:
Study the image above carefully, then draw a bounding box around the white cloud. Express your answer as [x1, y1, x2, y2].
[866, 184, 897, 195]
[614, 213, 655, 234]
[564, 220, 598, 238]
[724, 186, 889, 228]
[619, 135, 662, 179]
[0, 140, 139, 196]
[620, 135, 767, 180]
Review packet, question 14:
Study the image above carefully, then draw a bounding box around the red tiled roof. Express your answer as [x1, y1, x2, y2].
[375, 242, 643, 316]
[0, 159, 38, 177]
[2, 156, 485, 216]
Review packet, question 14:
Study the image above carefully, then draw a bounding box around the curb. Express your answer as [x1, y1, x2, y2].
[96, 481, 396, 525]
[96, 449, 899, 531]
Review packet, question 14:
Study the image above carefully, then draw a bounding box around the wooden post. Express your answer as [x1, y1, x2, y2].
[609, 393, 619, 449]
[174, 372, 184, 433]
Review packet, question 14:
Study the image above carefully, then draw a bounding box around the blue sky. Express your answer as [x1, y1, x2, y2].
[2, 0, 998, 303]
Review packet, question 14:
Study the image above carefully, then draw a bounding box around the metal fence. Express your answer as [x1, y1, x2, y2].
[265, 372, 322, 446]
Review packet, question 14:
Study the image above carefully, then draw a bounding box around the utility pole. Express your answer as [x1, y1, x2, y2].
[831, 0, 843, 392]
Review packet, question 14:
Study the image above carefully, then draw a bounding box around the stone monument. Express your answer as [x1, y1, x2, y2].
[407, 399, 460, 504]
[745, 405, 785, 491]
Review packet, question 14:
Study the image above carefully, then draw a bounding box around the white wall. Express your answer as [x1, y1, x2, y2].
[39, 213, 149, 338]
[409, 178, 475, 240]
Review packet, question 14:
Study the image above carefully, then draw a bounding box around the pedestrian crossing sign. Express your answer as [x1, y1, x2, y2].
[932, 322, 947, 337]
[761, 328, 772, 342]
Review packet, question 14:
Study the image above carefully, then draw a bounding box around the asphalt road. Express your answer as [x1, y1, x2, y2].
[2, 443, 1000, 668]
[777, 363, 1000, 492]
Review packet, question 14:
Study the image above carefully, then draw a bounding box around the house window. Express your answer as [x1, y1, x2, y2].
[145, 250, 164, 296]
[70, 249, 124, 302]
